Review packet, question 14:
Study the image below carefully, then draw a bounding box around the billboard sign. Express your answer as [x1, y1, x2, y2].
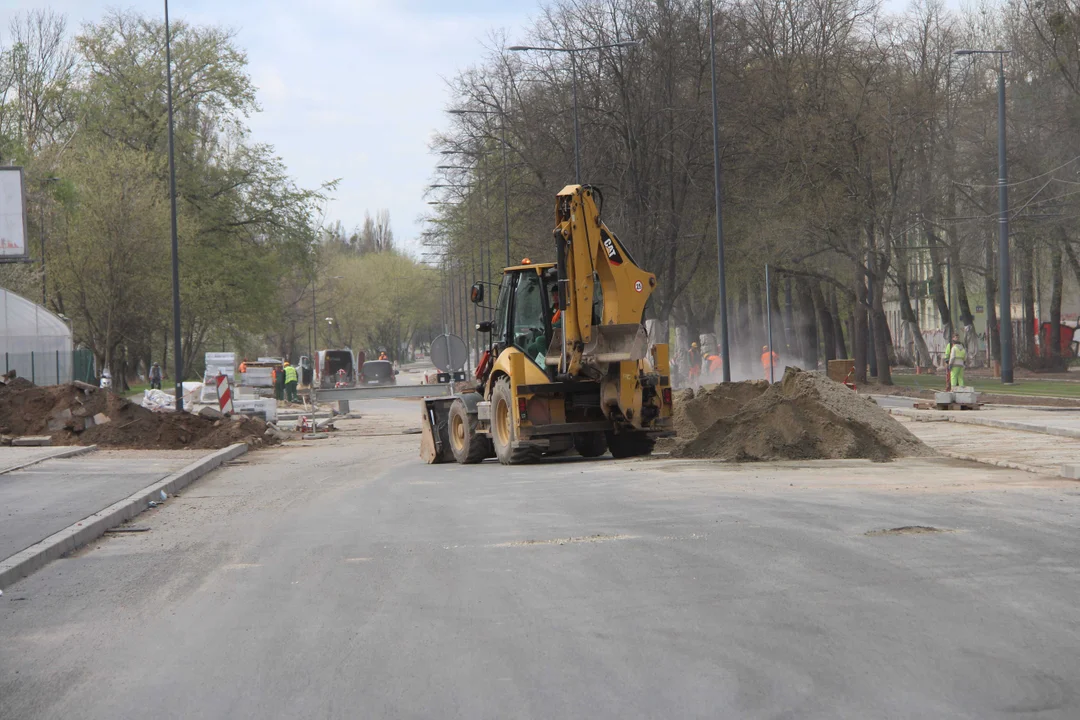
[0, 167, 29, 261]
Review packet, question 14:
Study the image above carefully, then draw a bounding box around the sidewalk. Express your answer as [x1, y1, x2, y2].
[889, 405, 1080, 440]
[0, 445, 246, 588]
[0, 450, 206, 564]
[888, 405, 1080, 479]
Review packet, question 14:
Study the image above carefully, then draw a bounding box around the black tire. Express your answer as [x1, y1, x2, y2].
[491, 377, 540, 465]
[448, 399, 491, 464]
[606, 430, 655, 459]
[573, 432, 608, 458]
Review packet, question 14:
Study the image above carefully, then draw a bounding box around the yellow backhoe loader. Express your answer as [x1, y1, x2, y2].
[421, 184, 672, 465]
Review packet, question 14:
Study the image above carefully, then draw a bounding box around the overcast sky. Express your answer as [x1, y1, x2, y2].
[1, 0, 537, 253]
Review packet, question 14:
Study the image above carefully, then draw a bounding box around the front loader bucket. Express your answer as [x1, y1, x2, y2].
[420, 397, 456, 464]
[582, 323, 649, 364]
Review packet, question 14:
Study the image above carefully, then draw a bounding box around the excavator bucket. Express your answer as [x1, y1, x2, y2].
[420, 397, 456, 464]
[582, 324, 649, 364]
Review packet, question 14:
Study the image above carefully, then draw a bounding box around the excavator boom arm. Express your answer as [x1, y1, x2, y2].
[553, 185, 655, 374]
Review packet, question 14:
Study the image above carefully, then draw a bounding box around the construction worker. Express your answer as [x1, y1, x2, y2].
[526, 285, 562, 361]
[761, 345, 779, 381]
[707, 347, 724, 379]
[687, 342, 702, 384]
[149, 362, 163, 390]
[946, 334, 967, 390]
[379, 350, 389, 361]
[942, 336, 955, 391]
[283, 361, 299, 402]
[273, 363, 285, 401]
[238, 358, 248, 375]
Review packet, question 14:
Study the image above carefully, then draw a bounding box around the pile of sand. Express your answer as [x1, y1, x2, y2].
[671, 381, 770, 437]
[673, 368, 934, 462]
[0, 382, 276, 450]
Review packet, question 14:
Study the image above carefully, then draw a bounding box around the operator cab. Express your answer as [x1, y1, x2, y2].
[486, 261, 603, 380]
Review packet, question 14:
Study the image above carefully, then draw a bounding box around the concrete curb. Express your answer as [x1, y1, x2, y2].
[0, 445, 99, 476]
[0, 443, 247, 590]
[935, 449, 1050, 476]
[889, 408, 1080, 440]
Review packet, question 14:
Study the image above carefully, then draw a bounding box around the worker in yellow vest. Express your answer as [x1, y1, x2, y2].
[946, 334, 966, 390]
[283, 361, 299, 402]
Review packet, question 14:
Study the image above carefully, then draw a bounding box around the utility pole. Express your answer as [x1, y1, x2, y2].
[164, 0, 184, 410]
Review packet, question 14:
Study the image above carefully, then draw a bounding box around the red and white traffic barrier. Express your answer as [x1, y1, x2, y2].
[216, 373, 234, 415]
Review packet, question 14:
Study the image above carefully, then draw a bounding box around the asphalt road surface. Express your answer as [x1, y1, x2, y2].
[3, 399, 1080, 719]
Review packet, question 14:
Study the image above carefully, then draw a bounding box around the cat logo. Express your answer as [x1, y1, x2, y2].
[601, 230, 623, 265]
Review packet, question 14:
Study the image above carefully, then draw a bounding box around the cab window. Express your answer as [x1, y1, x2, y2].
[512, 272, 546, 361]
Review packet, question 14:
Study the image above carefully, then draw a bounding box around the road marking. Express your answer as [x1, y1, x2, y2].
[344, 557, 372, 563]
[487, 534, 638, 548]
[222, 563, 262, 569]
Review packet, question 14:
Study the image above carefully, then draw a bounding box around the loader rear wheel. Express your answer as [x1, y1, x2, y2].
[573, 432, 608, 458]
[448, 399, 491, 464]
[606, 430, 655, 459]
[491, 377, 540, 465]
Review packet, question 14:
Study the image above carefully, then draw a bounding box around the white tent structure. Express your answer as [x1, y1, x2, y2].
[0, 288, 73, 384]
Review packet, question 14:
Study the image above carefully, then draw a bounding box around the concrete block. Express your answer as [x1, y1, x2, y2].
[198, 406, 224, 420]
[92, 413, 110, 426]
[934, 392, 955, 405]
[12, 436, 52, 447]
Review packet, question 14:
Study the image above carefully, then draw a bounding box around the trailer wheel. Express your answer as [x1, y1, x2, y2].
[573, 432, 608, 458]
[448, 399, 491, 464]
[491, 377, 539, 465]
[606, 430, 655, 459]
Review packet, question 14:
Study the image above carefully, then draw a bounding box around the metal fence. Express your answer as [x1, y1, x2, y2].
[2, 348, 95, 385]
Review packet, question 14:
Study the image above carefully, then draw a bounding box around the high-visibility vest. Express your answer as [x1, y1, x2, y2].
[949, 345, 967, 367]
[284, 365, 298, 383]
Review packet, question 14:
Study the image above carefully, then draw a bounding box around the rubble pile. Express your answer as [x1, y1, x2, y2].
[672, 368, 934, 462]
[0, 381, 276, 450]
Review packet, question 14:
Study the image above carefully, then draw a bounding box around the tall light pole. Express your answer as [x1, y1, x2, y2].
[164, 0, 184, 410]
[707, 0, 731, 382]
[955, 48, 1012, 383]
[508, 39, 640, 184]
[446, 109, 513, 268]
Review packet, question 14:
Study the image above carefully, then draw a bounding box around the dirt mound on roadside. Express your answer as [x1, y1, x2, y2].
[1, 376, 34, 390]
[0, 382, 275, 450]
[671, 381, 770, 437]
[675, 367, 933, 462]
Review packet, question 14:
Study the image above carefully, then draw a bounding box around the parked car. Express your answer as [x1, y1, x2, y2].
[359, 360, 397, 386]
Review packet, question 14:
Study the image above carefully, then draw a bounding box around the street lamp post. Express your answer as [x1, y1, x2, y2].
[164, 0, 184, 410]
[955, 48, 1012, 383]
[445, 110, 513, 268]
[707, 0, 731, 382]
[508, 39, 640, 184]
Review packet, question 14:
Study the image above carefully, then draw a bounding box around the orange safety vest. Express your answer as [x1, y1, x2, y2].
[761, 351, 778, 367]
[707, 354, 723, 373]
[552, 309, 561, 325]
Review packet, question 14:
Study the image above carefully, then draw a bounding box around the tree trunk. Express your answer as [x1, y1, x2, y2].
[784, 277, 796, 357]
[1050, 238, 1063, 370]
[1019, 236, 1036, 364]
[811, 282, 836, 363]
[985, 234, 1000, 366]
[795, 277, 819, 369]
[853, 264, 868, 384]
[830, 288, 848, 359]
[871, 272, 893, 385]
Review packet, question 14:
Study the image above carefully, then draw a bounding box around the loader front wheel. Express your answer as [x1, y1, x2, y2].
[448, 399, 491, 464]
[606, 430, 655, 459]
[491, 377, 539, 465]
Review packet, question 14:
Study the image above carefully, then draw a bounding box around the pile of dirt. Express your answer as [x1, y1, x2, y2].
[671, 381, 770, 437]
[0, 382, 276, 450]
[674, 367, 934, 462]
